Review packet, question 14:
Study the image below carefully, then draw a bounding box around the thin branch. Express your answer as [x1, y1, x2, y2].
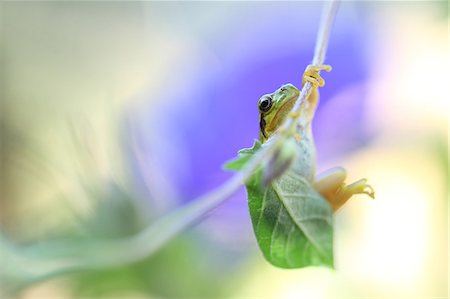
[1, 1, 340, 294]
[313, 1, 339, 66]
[282, 1, 339, 135]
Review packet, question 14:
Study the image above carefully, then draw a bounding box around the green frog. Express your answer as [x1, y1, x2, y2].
[258, 65, 374, 211]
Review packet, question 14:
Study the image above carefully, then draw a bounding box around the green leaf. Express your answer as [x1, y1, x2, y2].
[226, 139, 334, 268]
[246, 169, 333, 268]
[223, 140, 261, 171]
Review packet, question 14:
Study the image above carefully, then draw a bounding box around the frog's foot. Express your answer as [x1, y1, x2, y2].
[339, 178, 375, 200]
[293, 133, 301, 142]
[313, 167, 374, 212]
[302, 64, 332, 88]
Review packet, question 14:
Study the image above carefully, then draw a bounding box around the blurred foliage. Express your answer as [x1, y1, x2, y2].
[72, 238, 229, 298]
[0, 100, 251, 298]
[69, 185, 239, 298]
[1, 173, 247, 298]
[71, 182, 244, 298]
[75, 182, 143, 239]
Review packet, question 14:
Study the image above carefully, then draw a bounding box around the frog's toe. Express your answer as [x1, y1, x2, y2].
[303, 75, 324, 87]
[363, 184, 376, 199]
[347, 178, 375, 199]
[302, 64, 332, 87]
[308, 65, 332, 72]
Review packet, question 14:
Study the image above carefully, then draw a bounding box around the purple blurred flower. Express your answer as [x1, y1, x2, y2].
[129, 3, 372, 243]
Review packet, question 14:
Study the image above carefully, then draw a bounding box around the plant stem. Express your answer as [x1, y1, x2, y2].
[282, 0, 339, 135]
[313, 1, 339, 66]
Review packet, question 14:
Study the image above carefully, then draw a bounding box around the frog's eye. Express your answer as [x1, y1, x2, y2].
[259, 96, 273, 113]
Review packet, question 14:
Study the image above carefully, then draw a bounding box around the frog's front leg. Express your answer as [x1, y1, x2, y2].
[302, 64, 332, 88]
[312, 167, 375, 212]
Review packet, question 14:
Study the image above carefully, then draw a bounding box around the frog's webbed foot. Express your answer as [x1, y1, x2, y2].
[302, 64, 332, 88]
[313, 168, 375, 212]
[332, 179, 375, 212]
[340, 178, 375, 200]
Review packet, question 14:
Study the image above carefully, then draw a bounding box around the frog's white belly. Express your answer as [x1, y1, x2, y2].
[292, 128, 316, 181]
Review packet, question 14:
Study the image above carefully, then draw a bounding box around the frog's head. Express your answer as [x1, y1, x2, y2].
[258, 83, 318, 142]
[258, 84, 299, 142]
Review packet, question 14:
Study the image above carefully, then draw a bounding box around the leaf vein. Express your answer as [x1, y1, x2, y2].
[272, 181, 329, 259]
[285, 226, 296, 267]
[269, 200, 283, 261]
[255, 188, 269, 235]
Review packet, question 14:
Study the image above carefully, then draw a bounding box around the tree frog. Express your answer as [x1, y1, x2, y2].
[258, 65, 374, 211]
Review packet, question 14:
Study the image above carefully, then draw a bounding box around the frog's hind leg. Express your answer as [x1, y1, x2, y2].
[313, 167, 375, 212]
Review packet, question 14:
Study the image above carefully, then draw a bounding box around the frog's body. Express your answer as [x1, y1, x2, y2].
[258, 65, 374, 211]
[259, 83, 316, 181]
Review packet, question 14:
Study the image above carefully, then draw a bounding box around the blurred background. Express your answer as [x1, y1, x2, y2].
[0, 1, 447, 299]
